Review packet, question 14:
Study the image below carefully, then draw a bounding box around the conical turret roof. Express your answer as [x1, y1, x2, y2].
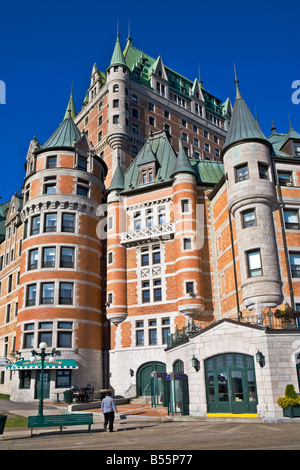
[109, 156, 125, 191]
[109, 33, 128, 69]
[171, 139, 197, 178]
[43, 109, 81, 149]
[222, 69, 270, 156]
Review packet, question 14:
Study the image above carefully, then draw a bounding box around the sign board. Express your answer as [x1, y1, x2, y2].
[0, 358, 11, 367]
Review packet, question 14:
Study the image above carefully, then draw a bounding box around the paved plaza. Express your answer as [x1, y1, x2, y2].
[1, 399, 300, 452]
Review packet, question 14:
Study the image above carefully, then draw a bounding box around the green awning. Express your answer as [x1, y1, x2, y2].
[6, 359, 78, 370]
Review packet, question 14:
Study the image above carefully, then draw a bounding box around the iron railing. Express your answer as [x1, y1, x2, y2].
[167, 312, 300, 348]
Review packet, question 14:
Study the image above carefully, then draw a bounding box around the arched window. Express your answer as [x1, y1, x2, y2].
[173, 360, 184, 373]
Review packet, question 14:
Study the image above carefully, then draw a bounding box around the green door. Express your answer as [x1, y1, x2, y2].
[205, 353, 258, 414]
[35, 371, 50, 399]
[137, 361, 166, 396]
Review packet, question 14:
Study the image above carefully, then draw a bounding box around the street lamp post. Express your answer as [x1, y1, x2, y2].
[31, 342, 57, 416]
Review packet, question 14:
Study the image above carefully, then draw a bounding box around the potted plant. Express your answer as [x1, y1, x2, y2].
[274, 303, 300, 325]
[277, 384, 300, 418]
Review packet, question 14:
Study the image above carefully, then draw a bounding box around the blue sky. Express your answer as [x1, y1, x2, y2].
[0, 0, 299, 203]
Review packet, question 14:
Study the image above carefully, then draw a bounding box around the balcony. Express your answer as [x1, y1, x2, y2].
[121, 223, 175, 245]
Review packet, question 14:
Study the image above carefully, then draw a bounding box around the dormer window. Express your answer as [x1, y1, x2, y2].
[140, 165, 155, 185]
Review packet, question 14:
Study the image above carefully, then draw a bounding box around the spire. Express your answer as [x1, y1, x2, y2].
[64, 84, 76, 120]
[109, 26, 128, 69]
[171, 138, 197, 178]
[109, 154, 124, 191]
[198, 64, 204, 89]
[43, 95, 81, 149]
[222, 66, 270, 155]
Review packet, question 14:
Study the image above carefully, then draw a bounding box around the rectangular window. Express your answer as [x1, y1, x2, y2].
[284, 210, 299, 230]
[46, 156, 57, 169]
[242, 209, 256, 228]
[78, 156, 87, 171]
[42, 247, 56, 267]
[181, 199, 190, 213]
[158, 206, 166, 225]
[23, 332, 34, 349]
[290, 253, 300, 278]
[149, 327, 157, 345]
[136, 330, 144, 346]
[44, 182, 56, 194]
[6, 304, 10, 323]
[149, 116, 155, 126]
[186, 282, 194, 294]
[236, 164, 249, 182]
[113, 115, 119, 123]
[45, 213, 57, 232]
[113, 99, 119, 108]
[136, 320, 144, 346]
[278, 171, 293, 186]
[59, 282, 73, 305]
[60, 247, 74, 268]
[132, 123, 139, 134]
[259, 164, 269, 180]
[31, 215, 40, 235]
[41, 282, 54, 304]
[29, 249, 38, 270]
[62, 213, 75, 232]
[134, 211, 141, 230]
[57, 322, 72, 348]
[8, 274, 12, 293]
[19, 370, 31, 389]
[132, 108, 138, 118]
[153, 279, 162, 302]
[247, 250, 262, 277]
[56, 370, 71, 388]
[27, 284, 37, 306]
[152, 246, 161, 264]
[142, 281, 150, 303]
[77, 185, 89, 197]
[183, 238, 192, 250]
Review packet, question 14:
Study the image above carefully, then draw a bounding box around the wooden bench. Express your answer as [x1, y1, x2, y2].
[28, 413, 94, 436]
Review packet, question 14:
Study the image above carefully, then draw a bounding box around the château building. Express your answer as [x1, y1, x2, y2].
[1, 32, 300, 419]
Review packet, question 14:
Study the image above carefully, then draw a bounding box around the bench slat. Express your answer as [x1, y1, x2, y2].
[28, 413, 94, 436]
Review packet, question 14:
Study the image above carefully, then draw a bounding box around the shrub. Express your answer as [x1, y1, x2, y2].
[285, 384, 298, 399]
[277, 384, 300, 408]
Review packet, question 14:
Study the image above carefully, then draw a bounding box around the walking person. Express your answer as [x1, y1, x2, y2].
[101, 391, 118, 432]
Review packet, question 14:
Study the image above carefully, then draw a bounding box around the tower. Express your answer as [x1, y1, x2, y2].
[12, 100, 107, 400]
[171, 140, 205, 320]
[106, 32, 130, 174]
[221, 71, 283, 313]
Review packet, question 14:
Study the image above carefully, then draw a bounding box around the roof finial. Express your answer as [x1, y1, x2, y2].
[198, 64, 203, 87]
[288, 114, 293, 129]
[234, 63, 242, 100]
[117, 20, 119, 39]
[127, 20, 131, 41]
[271, 120, 276, 133]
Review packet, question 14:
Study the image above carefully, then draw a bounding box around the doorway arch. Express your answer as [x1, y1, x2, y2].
[136, 361, 166, 396]
[204, 353, 258, 414]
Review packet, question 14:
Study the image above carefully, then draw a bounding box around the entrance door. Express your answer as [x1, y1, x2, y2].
[35, 371, 50, 399]
[137, 361, 166, 396]
[205, 353, 258, 414]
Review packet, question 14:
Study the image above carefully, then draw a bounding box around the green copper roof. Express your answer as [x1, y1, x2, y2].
[123, 40, 224, 117]
[109, 34, 128, 68]
[64, 87, 76, 120]
[109, 158, 125, 191]
[222, 76, 269, 155]
[121, 131, 224, 192]
[171, 139, 197, 178]
[43, 110, 82, 149]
